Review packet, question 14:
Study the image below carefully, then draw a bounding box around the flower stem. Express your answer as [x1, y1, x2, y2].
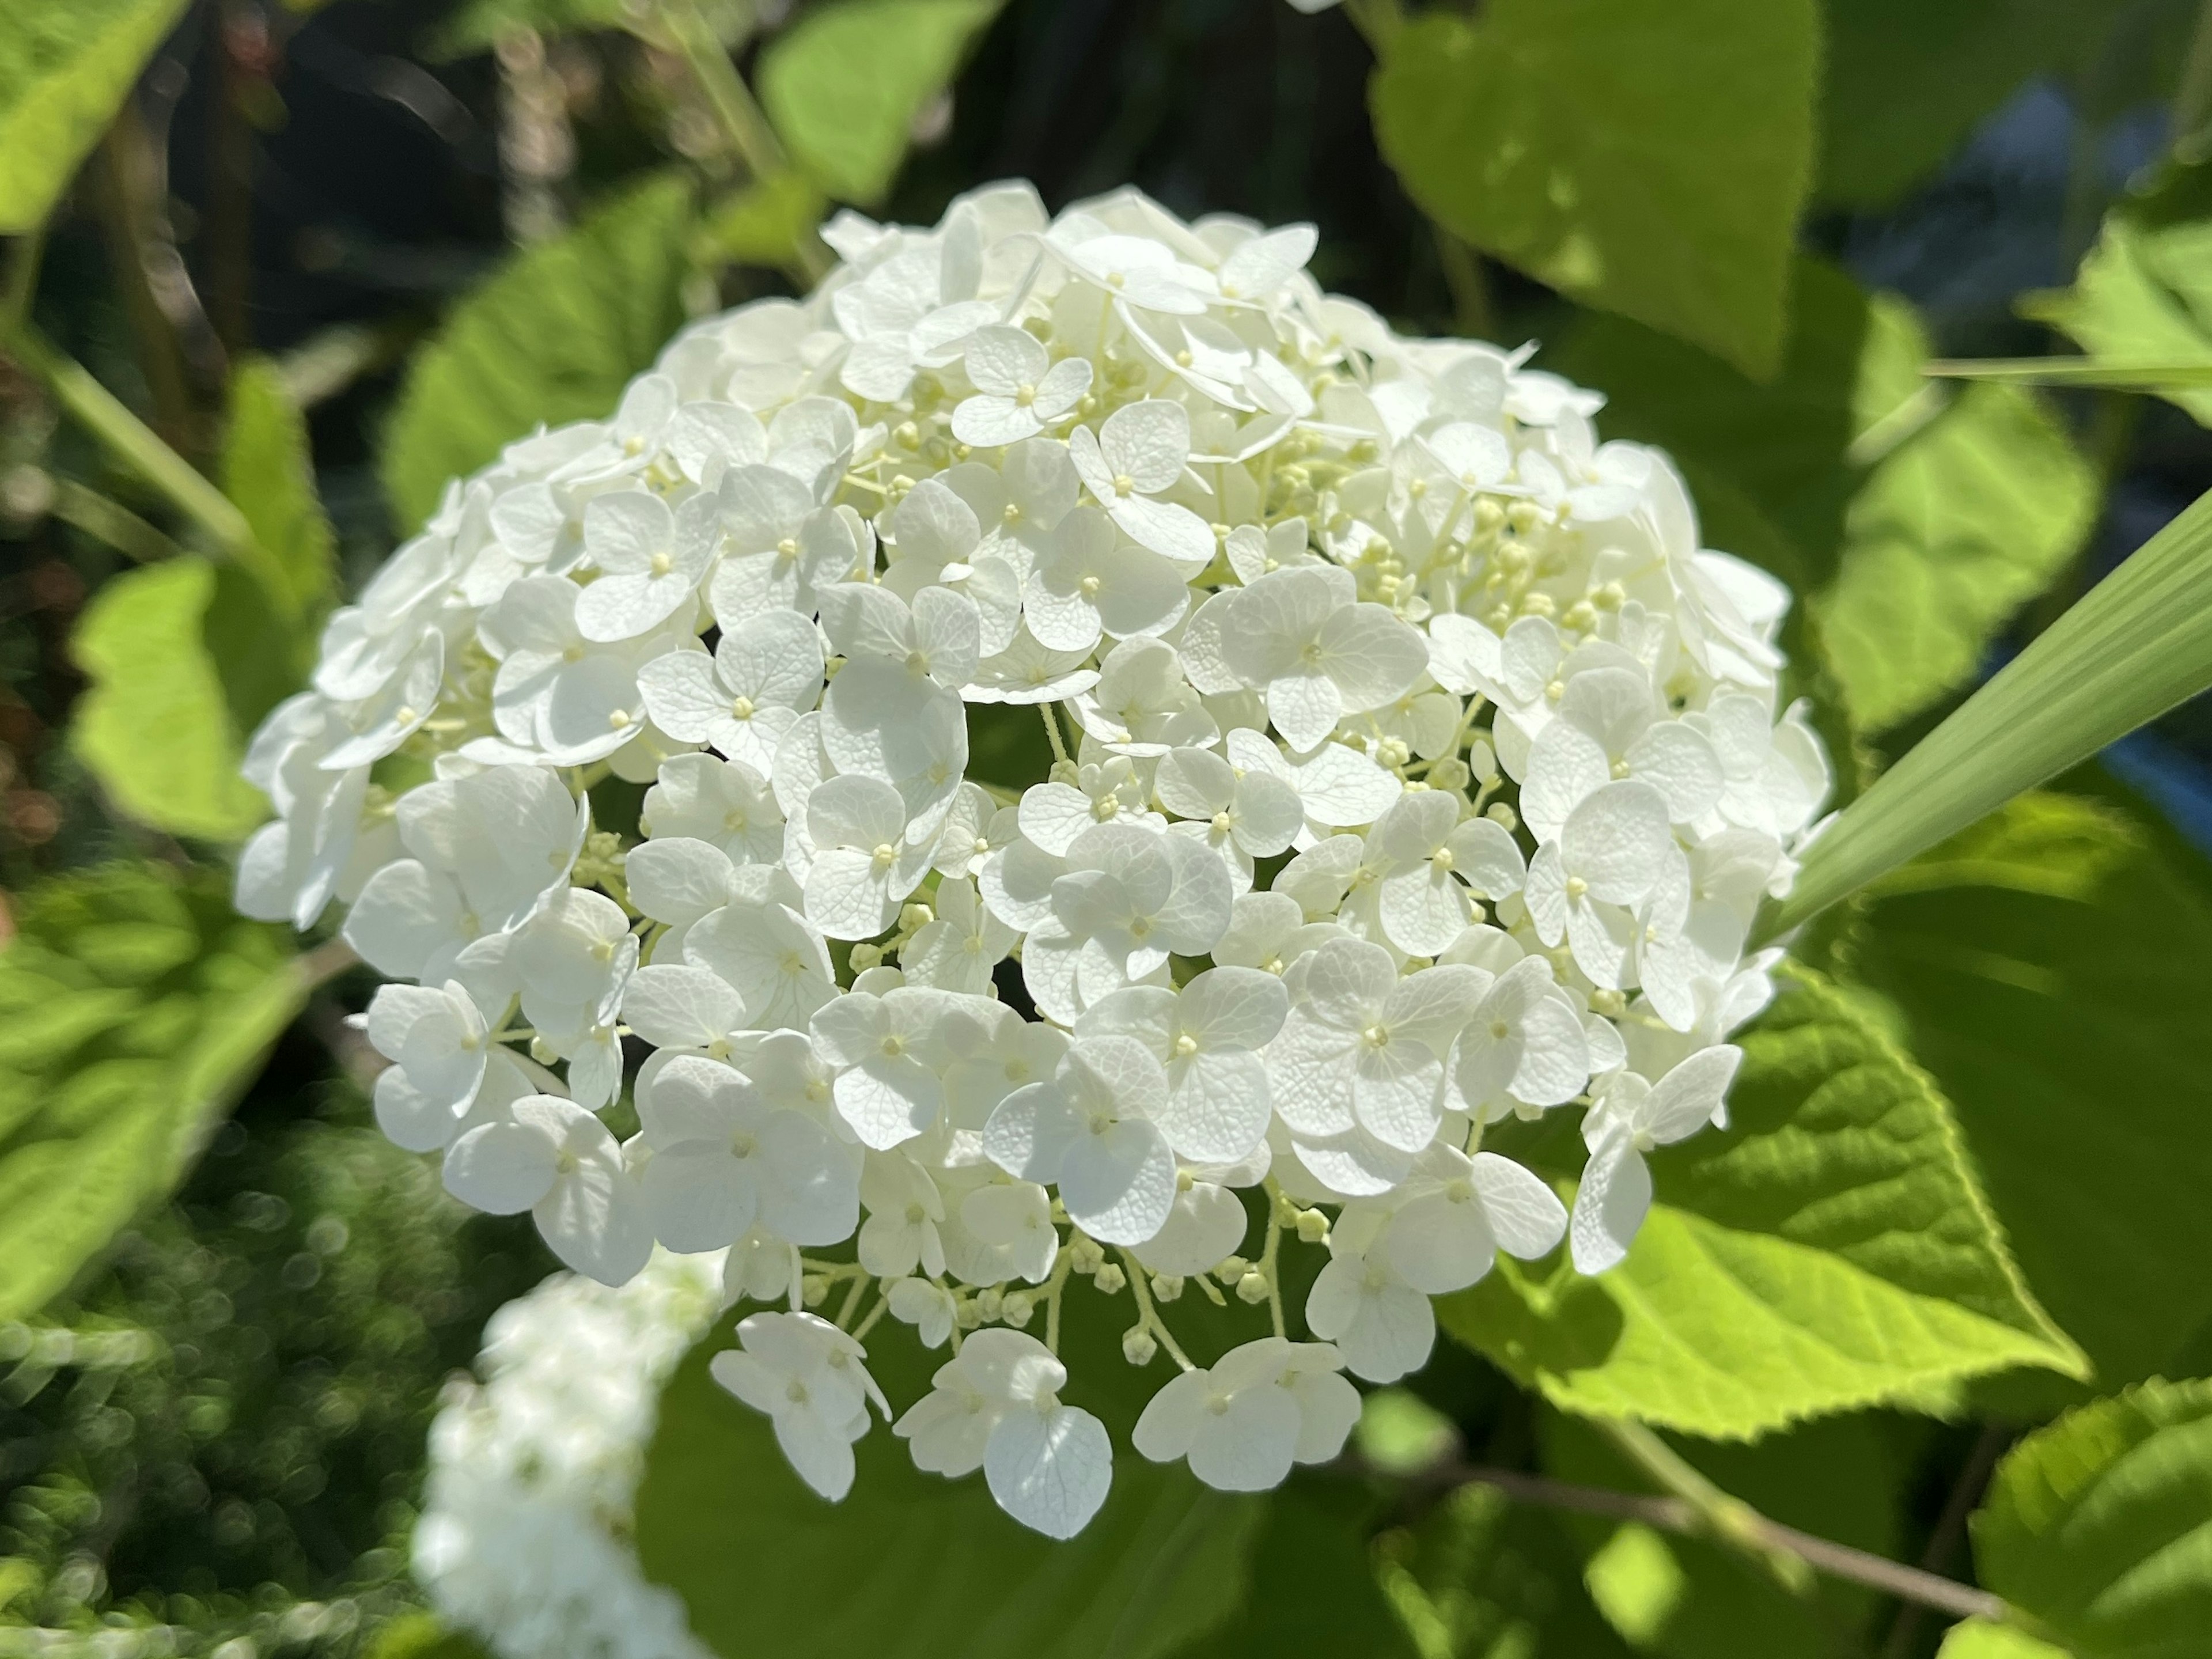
[1258, 1182, 1288, 1340]
[1040, 701, 1070, 766]
[1119, 1248, 1196, 1372]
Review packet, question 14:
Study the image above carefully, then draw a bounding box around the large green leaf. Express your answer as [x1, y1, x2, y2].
[1439, 969, 2084, 1440]
[1938, 1623, 2071, 1659]
[758, 0, 1002, 207]
[1817, 2, 2118, 209]
[1194, 1478, 1418, 1658]
[2031, 159, 2212, 427]
[1552, 259, 2096, 734]
[381, 172, 695, 533]
[635, 1287, 1270, 1659]
[1850, 786, 2212, 1398]
[1543, 1410, 1915, 1657]
[1368, 0, 1817, 378]
[1971, 1378, 2212, 1659]
[426, 0, 634, 59]
[70, 557, 267, 842]
[0, 862, 302, 1322]
[0, 0, 190, 234]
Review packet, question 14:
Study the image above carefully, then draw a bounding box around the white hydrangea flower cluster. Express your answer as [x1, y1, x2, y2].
[414, 1250, 722, 1659]
[238, 181, 1830, 1540]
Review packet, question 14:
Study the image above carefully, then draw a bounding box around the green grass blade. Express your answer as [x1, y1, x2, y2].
[1760, 485, 2212, 938]
[1924, 356, 2212, 389]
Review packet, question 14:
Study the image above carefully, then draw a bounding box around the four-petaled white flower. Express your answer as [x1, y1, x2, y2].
[1571, 1045, 1740, 1274]
[1134, 1337, 1359, 1491]
[1067, 400, 1215, 567]
[953, 324, 1094, 446]
[711, 1310, 888, 1501]
[638, 609, 823, 774]
[1221, 566, 1430, 752]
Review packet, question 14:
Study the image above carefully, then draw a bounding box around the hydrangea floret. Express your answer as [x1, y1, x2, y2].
[238, 181, 1831, 1539]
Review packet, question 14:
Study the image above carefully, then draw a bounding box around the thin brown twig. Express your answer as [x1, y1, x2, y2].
[1880, 1425, 2015, 1659]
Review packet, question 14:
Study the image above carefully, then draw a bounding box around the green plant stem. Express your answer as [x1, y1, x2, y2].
[1040, 701, 1070, 767]
[95, 115, 197, 456]
[1, 323, 262, 569]
[50, 478, 187, 564]
[4, 224, 47, 336]
[1432, 226, 1495, 341]
[653, 0, 831, 285]
[1429, 1456, 2038, 1633]
[1119, 1248, 1196, 1372]
[1596, 1419, 1818, 1600]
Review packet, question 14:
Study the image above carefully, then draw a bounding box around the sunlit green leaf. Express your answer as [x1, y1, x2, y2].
[221, 354, 338, 630]
[1938, 1622, 2071, 1659]
[1972, 1378, 2212, 1659]
[696, 172, 827, 270]
[0, 862, 300, 1323]
[2029, 157, 2212, 426]
[635, 1296, 1266, 1659]
[1850, 786, 2212, 1401]
[1369, 0, 1817, 378]
[1440, 969, 2084, 1440]
[381, 172, 695, 532]
[759, 0, 1002, 207]
[70, 557, 266, 842]
[0, 0, 190, 234]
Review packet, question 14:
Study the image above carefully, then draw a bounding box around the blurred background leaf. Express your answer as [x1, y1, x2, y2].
[0, 0, 191, 234]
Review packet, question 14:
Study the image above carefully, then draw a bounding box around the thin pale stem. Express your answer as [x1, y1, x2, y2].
[1597, 1419, 1817, 1599]
[652, 0, 831, 285]
[2175, 0, 2212, 151]
[1421, 1459, 2021, 1629]
[1, 323, 264, 571]
[1257, 1182, 1287, 1340]
[832, 1272, 871, 1329]
[1040, 701, 1070, 766]
[50, 478, 187, 564]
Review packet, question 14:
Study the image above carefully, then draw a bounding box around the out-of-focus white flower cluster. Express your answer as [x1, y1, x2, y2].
[240, 181, 1829, 1539]
[414, 1251, 722, 1659]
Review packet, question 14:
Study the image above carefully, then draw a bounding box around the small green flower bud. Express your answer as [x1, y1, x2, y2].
[1092, 1262, 1126, 1295]
[1122, 1327, 1158, 1365]
[1235, 1271, 1270, 1305]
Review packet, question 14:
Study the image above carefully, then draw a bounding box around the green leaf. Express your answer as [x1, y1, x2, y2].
[222, 354, 338, 631]
[1191, 1477, 1418, 1658]
[696, 173, 828, 270]
[758, 0, 1003, 207]
[1439, 969, 2084, 1440]
[1368, 0, 1817, 378]
[1938, 1621, 2072, 1659]
[1817, 2, 2116, 210]
[426, 0, 634, 59]
[1850, 786, 2212, 1397]
[1820, 372, 2097, 734]
[1760, 478, 2212, 938]
[381, 172, 695, 533]
[1374, 1478, 1634, 1659]
[70, 557, 266, 842]
[1552, 259, 2096, 733]
[0, 862, 301, 1323]
[635, 1294, 1267, 1659]
[364, 1614, 495, 1659]
[2030, 159, 2212, 426]
[1543, 1410, 1916, 1657]
[1972, 1378, 2212, 1659]
[0, 0, 190, 234]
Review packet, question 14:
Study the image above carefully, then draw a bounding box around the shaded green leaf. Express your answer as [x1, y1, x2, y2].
[1817, 2, 2116, 210]
[1191, 1476, 1418, 1658]
[381, 172, 695, 533]
[1553, 260, 2095, 734]
[0, 862, 300, 1323]
[1972, 1378, 2212, 1659]
[364, 1613, 495, 1659]
[70, 557, 266, 841]
[0, 0, 190, 234]
[1851, 786, 2212, 1400]
[1938, 1621, 2072, 1659]
[2031, 158, 2212, 426]
[1375, 1477, 1633, 1659]
[1926, 357, 2212, 391]
[759, 0, 1003, 207]
[1440, 969, 2084, 1440]
[636, 1290, 1267, 1659]
[1369, 0, 1817, 378]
